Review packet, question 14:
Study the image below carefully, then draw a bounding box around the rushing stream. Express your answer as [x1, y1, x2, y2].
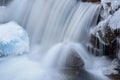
[0, 0, 118, 80]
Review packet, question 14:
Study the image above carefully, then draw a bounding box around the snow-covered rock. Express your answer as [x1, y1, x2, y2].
[101, 0, 120, 20]
[93, 0, 120, 45]
[109, 9, 120, 30]
[0, 21, 29, 57]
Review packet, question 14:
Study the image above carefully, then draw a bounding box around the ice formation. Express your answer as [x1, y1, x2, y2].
[0, 21, 29, 56]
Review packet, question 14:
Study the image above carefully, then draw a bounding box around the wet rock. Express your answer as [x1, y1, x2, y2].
[0, 0, 12, 6]
[88, 26, 119, 58]
[88, 33, 119, 59]
[63, 48, 84, 76]
[81, 0, 101, 3]
[65, 49, 84, 68]
[114, 29, 120, 38]
[108, 74, 120, 80]
[67, 69, 102, 80]
[88, 12, 120, 58]
[103, 40, 119, 59]
[108, 59, 120, 80]
[89, 34, 100, 49]
[87, 34, 103, 56]
[97, 26, 116, 45]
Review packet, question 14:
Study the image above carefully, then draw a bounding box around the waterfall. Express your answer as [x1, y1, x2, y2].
[24, 1, 101, 52]
[7, 0, 34, 25]
[0, 0, 113, 80]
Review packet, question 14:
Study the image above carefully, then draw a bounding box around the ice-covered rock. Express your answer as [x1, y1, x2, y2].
[0, 21, 29, 57]
[81, 0, 101, 2]
[111, 1, 120, 12]
[109, 9, 120, 30]
[89, 0, 120, 57]
[101, 0, 120, 20]
[91, 0, 120, 45]
[100, 2, 111, 19]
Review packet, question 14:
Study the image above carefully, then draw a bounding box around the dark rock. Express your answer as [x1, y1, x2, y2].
[95, 26, 120, 59]
[114, 29, 120, 38]
[65, 49, 84, 68]
[108, 74, 120, 80]
[108, 59, 120, 80]
[89, 34, 100, 49]
[67, 70, 105, 80]
[106, 2, 111, 7]
[87, 34, 103, 56]
[81, 0, 101, 3]
[0, 0, 12, 6]
[63, 48, 84, 76]
[88, 26, 120, 59]
[103, 40, 119, 59]
[97, 26, 116, 45]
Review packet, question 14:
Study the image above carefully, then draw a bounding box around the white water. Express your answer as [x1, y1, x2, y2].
[0, 0, 114, 80]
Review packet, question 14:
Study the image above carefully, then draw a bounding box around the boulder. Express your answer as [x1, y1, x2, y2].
[0, 21, 29, 57]
[88, 12, 120, 58]
[63, 48, 84, 76]
[81, 0, 101, 3]
[109, 74, 120, 80]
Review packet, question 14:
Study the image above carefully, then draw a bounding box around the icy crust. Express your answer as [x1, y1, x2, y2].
[92, 0, 120, 32]
[90, 0, 120, 45]
[109, 9, 120, 29]
[0, 21, 29, 56]
[101, 0, 120, 19]
[101, 0, 120, 7]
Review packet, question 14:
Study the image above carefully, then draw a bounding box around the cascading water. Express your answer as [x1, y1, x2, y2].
[0, 0, 116, 80]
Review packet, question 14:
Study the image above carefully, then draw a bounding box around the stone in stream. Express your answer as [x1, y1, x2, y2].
[108, 74, 120, 80]
[0, 21, 29, 57]
[63, 48, 84, 76]
[81, 0, 101, 3]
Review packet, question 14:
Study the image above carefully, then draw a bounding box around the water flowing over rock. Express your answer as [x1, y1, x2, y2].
[63, 45, 85, 76]
[65, 48, 84, 69]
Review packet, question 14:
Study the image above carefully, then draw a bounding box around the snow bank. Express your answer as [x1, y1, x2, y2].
[0, 21, 29, 56]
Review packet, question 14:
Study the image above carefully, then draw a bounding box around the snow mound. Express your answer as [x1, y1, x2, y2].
[0, 21, 29, 56]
